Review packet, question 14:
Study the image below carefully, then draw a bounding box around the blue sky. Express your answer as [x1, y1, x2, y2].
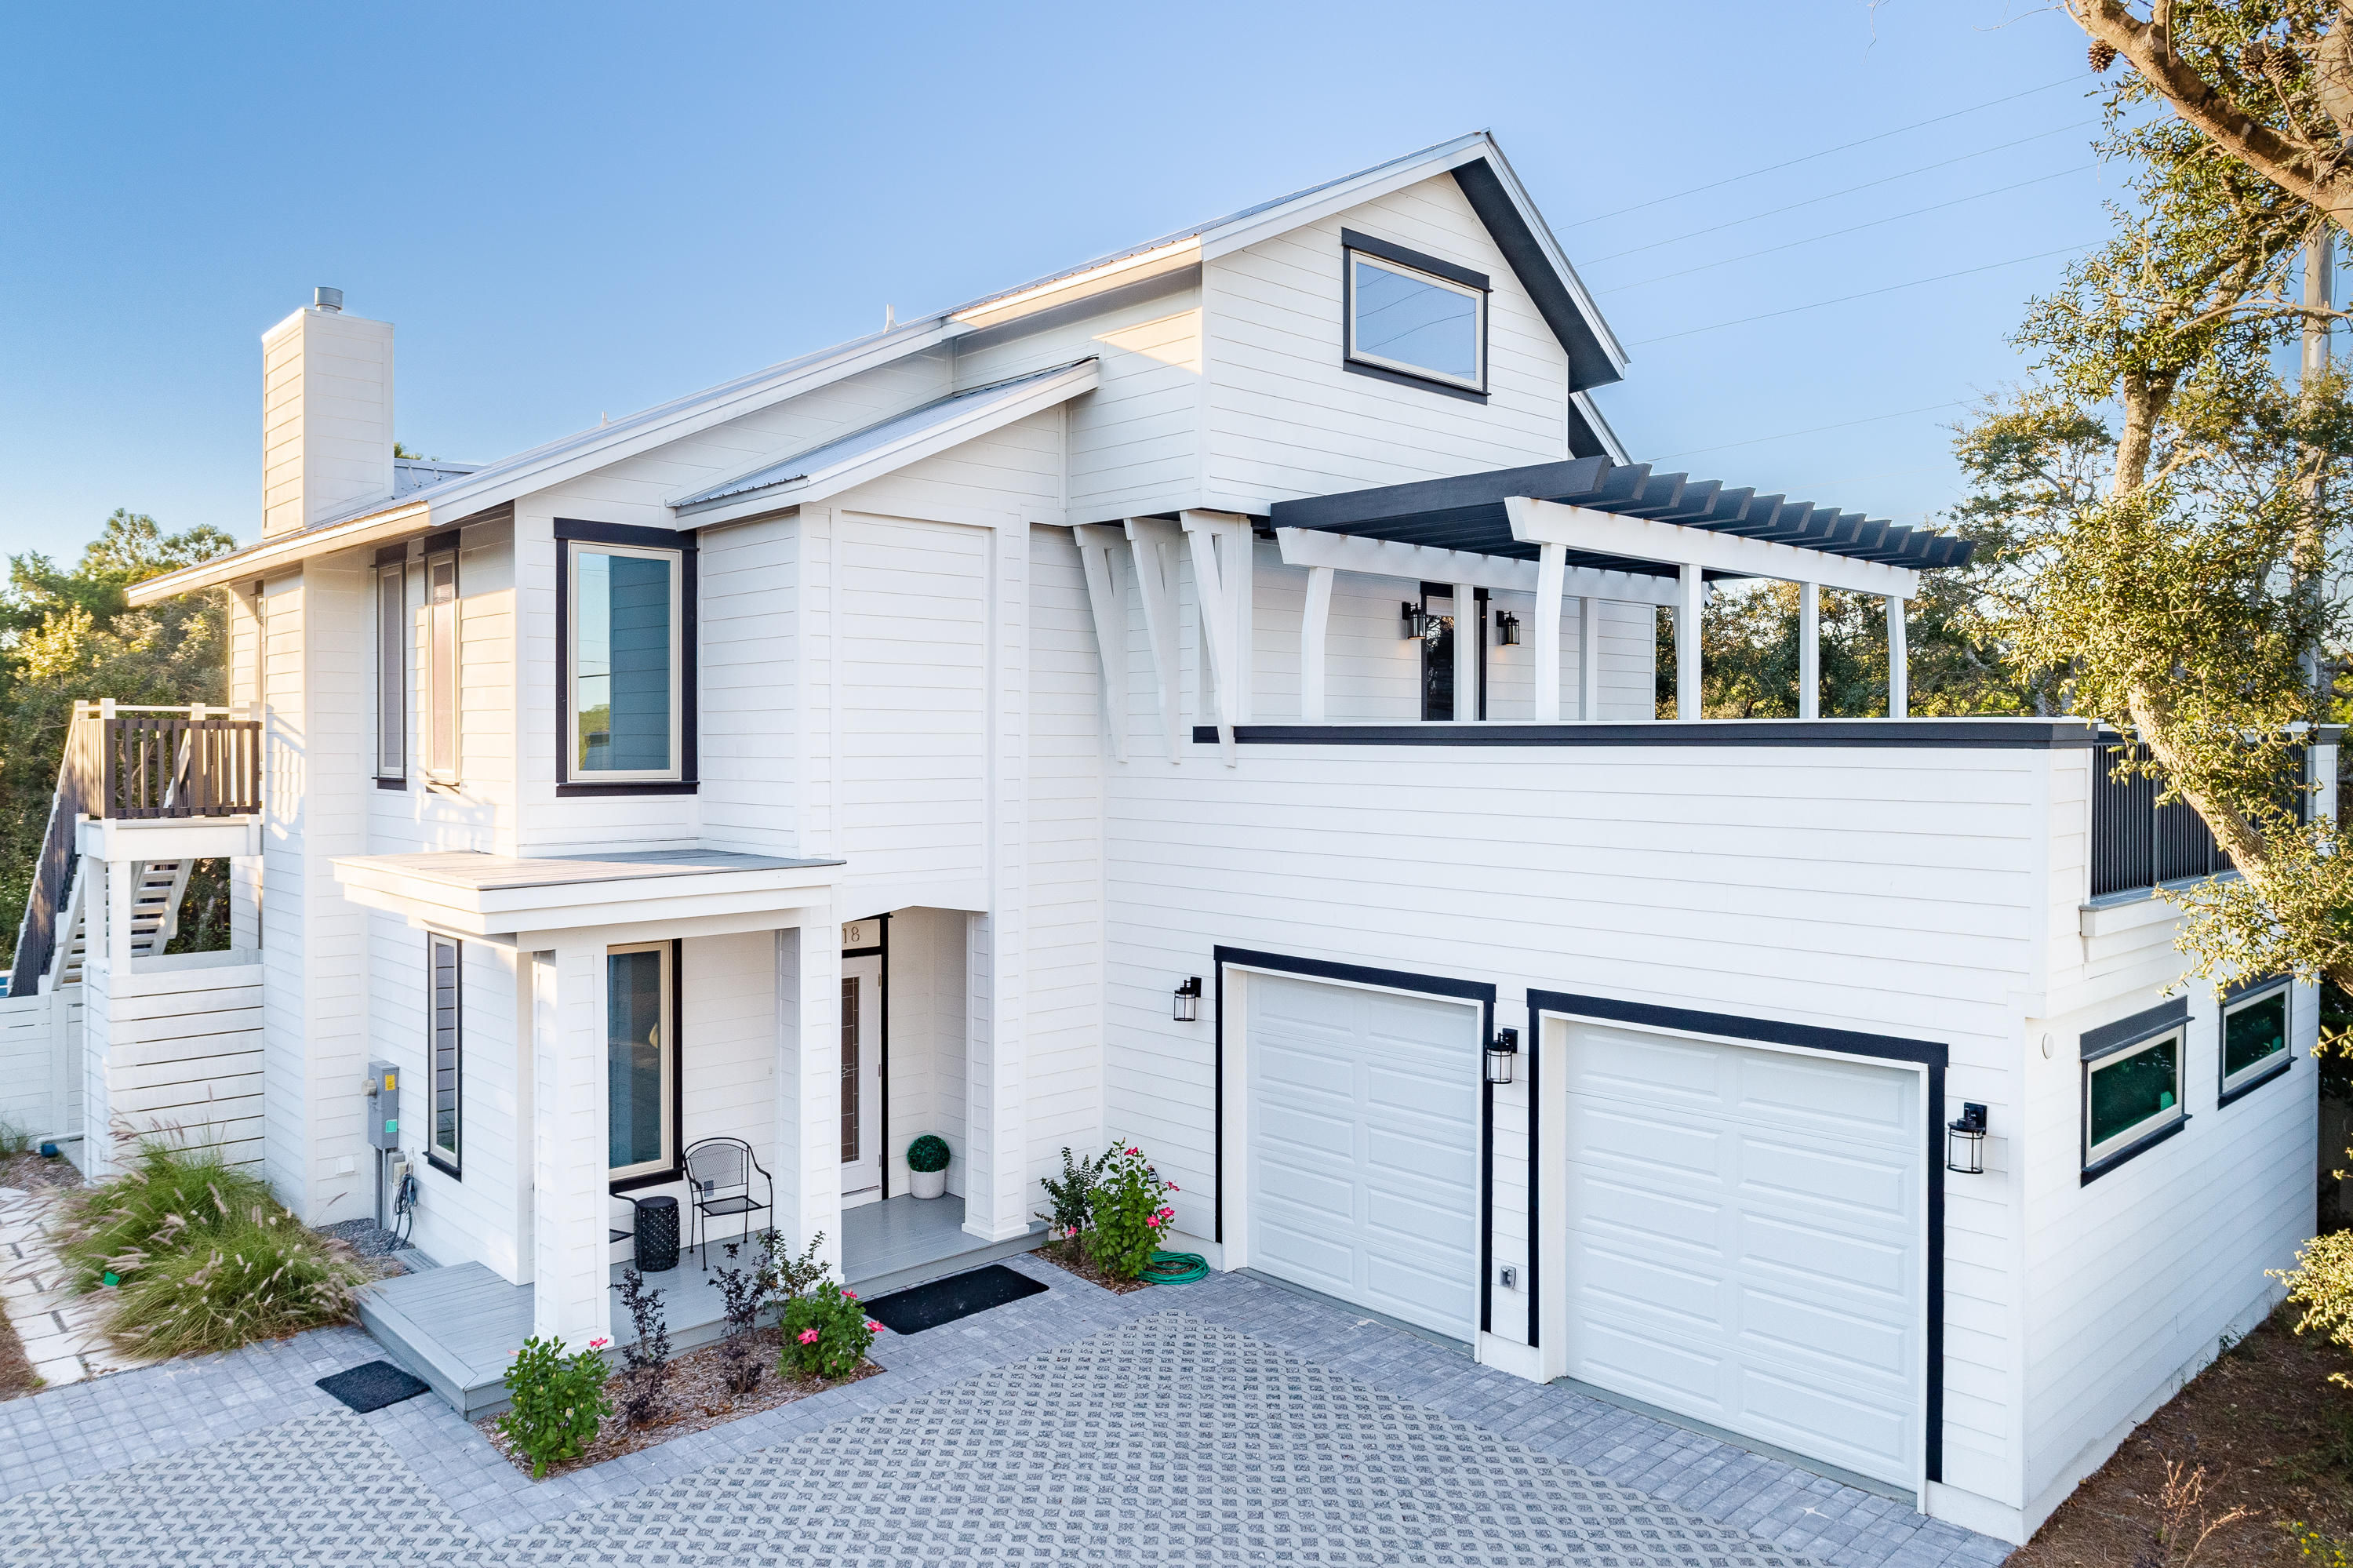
[0, 1, 2109, 562]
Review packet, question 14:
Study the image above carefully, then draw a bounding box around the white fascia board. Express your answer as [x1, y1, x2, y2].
[950, 242, 1204, 331]
[1274, 527, 1680, 606]
[330, 857, 838, 940]
[1504, 497, 1920, 599]
[128, 321, 965, 606]
[78, 817, 260, 863]
[670, 359, 1101, 526]
[1198, 133, 1493, 262]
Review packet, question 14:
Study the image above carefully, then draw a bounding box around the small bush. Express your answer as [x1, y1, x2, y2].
[1086, 1141, 1178, 1282]
[1035, 1144, 1110, 1245]
[53, 1136, 278, 1291]
[104, 1212, 364, 1358]
[0, 1119, 31, 1159]
[615, 1268, 671, 1428]
[2277, 1229, 2353, 1388]
[906, 1134, 951, 1174]
[498, 1335, 612, 1479]
[780, 1282, 879, 1381]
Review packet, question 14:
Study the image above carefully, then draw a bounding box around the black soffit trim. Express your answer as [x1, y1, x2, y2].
[1264, 454, 1973, 575]
[1449, 158, 1621, 393]
[1191, 721, 2103, 751]
[1214, 945, 1497, 1007]
[2080, 995, 2189, 1061]
[555, 517, 696, 550]
[1526, 990, 1948, 1068]
[1340, 227, 1489, 292]
[2222, 971, 2293, 1003]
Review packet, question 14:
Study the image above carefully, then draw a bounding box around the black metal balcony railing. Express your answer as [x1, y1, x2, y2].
[2089, 741, 2305, 900]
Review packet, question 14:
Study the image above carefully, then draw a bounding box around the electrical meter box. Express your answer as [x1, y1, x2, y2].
[365, 1060, 400, 1150]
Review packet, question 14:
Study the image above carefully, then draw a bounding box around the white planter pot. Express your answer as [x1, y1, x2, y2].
[909, 1167, 947, 1199]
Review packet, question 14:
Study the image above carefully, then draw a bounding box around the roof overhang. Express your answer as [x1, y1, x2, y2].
[1273, 527, 1681, 606]
[1506, 496, 1919, 600]
[331, 849, 842, 946]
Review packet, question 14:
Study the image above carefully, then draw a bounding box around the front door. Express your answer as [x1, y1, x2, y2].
[840, 952, 882, 1206]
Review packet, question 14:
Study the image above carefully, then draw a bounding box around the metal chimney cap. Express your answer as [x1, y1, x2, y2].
[314, 287, 344, 313]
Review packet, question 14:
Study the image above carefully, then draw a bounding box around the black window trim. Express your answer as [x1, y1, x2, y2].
[1340, 227, 1491, 404]
[425, 932, 462, 1181]
[2080, 996, 2191, 1184]
[555, 518, 699, 798]
[2217, 975, 2295, 1108]
[609, 937, 687, 1195]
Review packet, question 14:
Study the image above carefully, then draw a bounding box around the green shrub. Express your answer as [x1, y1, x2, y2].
[498, 1335, 613, 1479]
[0, 1119, 31, 1159]
[105, 1212, 365, 1358]
[2276, 1230, 2353, 1388]
[53, 1136, 278, 1290]
[780, 1282, 878, 1381]
[1086, 1141, 1177, 1282]
[1035, 1144, 1110, 1244]
[906, 1134, 951, 1174]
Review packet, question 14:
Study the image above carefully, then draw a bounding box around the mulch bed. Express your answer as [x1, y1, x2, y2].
[477, 1326, 881, 1480]
[1035, 1240, 1151, 1295]
[2013, 1305, 2353, 1566]
[0, 1304, 34, 1402]
[0, 1151, 74, 1402]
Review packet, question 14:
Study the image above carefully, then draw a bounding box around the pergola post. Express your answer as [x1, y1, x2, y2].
[533, 935, 612, 1348]
[1798, 582, 1820, 721]
[1886, 595, 1908, 719]
[1533, 544, 1565, 722]
[1676, 563, 1704, 720]
[1578, 595, 1600, 720]
[1300, 565, 1333, 723]
[1453, 581, 1479, 721]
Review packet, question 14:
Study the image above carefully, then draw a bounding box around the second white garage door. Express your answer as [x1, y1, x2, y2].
[1561, 1020, 1925, 1489]
[1246, 973, 1482, 1341]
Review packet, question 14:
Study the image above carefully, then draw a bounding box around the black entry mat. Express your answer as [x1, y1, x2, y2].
[864, 1263, 1049, 1335]
[316, 1359, 431, 1413]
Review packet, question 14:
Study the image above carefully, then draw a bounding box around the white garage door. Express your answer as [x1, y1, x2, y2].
[1562, 1021, 1923, 1489]
[1246, 973, 1482, 1341]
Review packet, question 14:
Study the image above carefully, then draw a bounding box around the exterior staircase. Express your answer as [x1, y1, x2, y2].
[52, 858, 193, 987]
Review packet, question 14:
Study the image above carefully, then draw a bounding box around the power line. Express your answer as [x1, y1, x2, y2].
[1628, 241, 2097, 347]
[1586, 120, 2095, 265]
[1597, 166, 2094, 294]
[1569, 74, 2085, 228]
[1647, 402, 1968, 464]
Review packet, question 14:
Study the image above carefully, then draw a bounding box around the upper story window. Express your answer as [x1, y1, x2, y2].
[2079, 997, 2189, 1181]
[1342, 229, 1489, 398]
[558, 519, 697, 794]
[375, 552, 406, 785]
[424, 544, 460, 784]
[2220, 980, 2291, 1101]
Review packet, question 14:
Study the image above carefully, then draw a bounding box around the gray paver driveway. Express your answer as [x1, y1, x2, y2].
[0, 1257, 2012, 1567]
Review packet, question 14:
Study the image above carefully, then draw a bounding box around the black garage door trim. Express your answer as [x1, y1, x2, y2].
[1529, 988, 1951, 1488]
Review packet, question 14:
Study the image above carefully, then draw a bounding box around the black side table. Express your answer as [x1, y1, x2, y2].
[631, 1195, 681, 1273]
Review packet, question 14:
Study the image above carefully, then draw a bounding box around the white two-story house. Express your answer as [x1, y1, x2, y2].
[1, 132, 2328, 1546]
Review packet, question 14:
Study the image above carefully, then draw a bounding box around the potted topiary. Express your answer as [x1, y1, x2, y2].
[906, 1135, 951, 1199]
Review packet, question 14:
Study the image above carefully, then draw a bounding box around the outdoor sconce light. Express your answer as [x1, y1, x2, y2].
[1946, 1102, 1988, 1174]
[1485, 1028, 1519, 1085]
[1173, 976, 1202, 1023]
[1400, 601, 1428, 640]
[1494, 612, 1521, 646]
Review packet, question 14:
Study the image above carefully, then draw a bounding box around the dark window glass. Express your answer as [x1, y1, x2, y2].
[429, 937, 460, 1168]
[840, 976, 861, 1162]
[608, 947, 668, 1172]
[2089, 1035, 2180, 1151]
[1420, 607, 1454, 721]
[2224, 991, 2288, 1081]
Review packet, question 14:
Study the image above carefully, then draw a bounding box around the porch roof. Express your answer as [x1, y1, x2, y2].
[331, 848, 843, 943]
[1267, 457, 1973, 580]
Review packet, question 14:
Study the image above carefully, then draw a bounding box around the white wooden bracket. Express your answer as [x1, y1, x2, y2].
[1071, 523, 1129, 761]
[1122, 517, 1185, 762]
[1179, 511, 1252, 762]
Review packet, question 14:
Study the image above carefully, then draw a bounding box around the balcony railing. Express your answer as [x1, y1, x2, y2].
[2089, 740, 2304, 900]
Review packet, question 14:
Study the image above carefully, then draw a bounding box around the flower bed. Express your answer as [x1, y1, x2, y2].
[1035, 1239, 1151, 1295]
[476, 1326, 880, 1479]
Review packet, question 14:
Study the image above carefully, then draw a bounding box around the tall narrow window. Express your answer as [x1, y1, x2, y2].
[608, 942, 675, 1181]
[571, 546, 681, 780]
[375, 561, 406, 783]
[427, 935, 460, 1175]
[424, 550, 460, 783]
[840, 975, 861, 1162]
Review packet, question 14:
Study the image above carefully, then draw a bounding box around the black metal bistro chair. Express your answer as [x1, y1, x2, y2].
[683, 1137, 773, 1270]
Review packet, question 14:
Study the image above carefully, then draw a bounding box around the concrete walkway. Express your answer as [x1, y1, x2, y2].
[0, 1253, 2013, 1567]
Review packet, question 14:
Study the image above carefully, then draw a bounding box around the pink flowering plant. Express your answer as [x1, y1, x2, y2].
[778, 1280, 879, 1381]
[497, 1333, 613, 1479]
[1086, 1141, 1178, 1282]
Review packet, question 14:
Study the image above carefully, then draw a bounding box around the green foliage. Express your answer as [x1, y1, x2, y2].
[0, 511, 236, 940]
[755, 1228, 829, 1303]
[53, 1135, 280, 1290]
[1085, 1141, 1176, 1282]
[1035, 1143, 1110, 1242]
[0, 1119, 30, 1159]
[104, 1212, 363, 1359]
[779, 1282, 878, 1381]
[2277, 1229, 2353, 1388]
[905, 1133, 951, 1173]
[498, 1335, 613, 1479]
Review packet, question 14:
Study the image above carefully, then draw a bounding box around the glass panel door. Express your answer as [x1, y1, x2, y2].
[841, 953, 882, 1203]
[608, 944, 672, 1177]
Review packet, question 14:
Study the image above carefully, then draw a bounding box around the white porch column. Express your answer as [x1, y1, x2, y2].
[1533, 544, 1565, 722]
[1676, 564, 1704, 720]
[106, 857, 133, 972]
[1577, 596, 1601, 721]
[963, 910, 1030, 1242]
[1886, 595, 1908, 719]
[775, 920, 843, 1279]
[533, 937, 611, 1347]
[1300, 566, 1333, 722]
[1798, 582, 1820, 720]
[1453, 582, 1479, 721]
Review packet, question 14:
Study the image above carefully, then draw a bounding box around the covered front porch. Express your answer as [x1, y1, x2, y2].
[358, 1192, 1048, 1417]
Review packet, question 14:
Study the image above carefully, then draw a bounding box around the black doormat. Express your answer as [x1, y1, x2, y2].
[316, 1359, 431, 1413]
[864, 1263, 1048, 1335]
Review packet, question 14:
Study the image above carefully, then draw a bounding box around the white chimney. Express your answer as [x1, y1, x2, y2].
[260, 289, 394, 537]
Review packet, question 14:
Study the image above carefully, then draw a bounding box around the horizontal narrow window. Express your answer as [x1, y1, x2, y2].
[2222, 985, 2289, 1096]
[570, 544, 682, 782]
[2085, 1028, 2184, 1166]
[1347, 251, 1485, 392]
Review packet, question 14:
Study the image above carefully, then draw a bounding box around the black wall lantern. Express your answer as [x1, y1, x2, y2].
[1946, 1102, 1988, 1174]
[1400, 601, 1428, 640]
[1173, 976, 1202, 1023]
[1485, 1027, 1519, 1085]
[1495, 611, 1521, 646]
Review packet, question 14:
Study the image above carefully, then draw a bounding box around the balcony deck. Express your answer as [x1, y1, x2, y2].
[355, 1194, 1046, 1418]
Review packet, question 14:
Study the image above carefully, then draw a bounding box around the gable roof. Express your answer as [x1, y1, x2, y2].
[130, 132, 1619, 607]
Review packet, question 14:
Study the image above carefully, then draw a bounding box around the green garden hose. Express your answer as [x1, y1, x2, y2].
[1141, 1250, 1208, 1285]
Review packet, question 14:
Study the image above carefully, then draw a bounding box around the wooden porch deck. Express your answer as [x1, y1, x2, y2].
[355, 1194, 1046, 1418]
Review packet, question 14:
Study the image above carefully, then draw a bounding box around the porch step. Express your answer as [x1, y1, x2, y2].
[844, 1222, 1048, 1300]
[355, 1262, 531, 1421]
